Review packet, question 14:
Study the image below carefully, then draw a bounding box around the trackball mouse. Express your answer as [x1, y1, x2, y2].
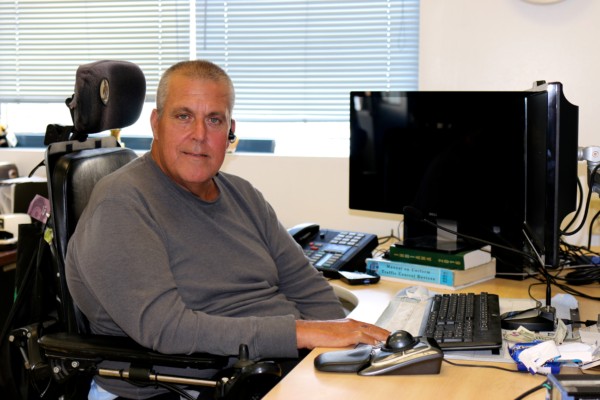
[314, 331, 442, 376]
[383, 330, 419, 352]
[358, 332, 443, 376]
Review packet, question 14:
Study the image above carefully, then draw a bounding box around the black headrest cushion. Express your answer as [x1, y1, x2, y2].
[67, 60, 146, 135]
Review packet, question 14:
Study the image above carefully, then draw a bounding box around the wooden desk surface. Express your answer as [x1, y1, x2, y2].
[264, 277, 599, 400]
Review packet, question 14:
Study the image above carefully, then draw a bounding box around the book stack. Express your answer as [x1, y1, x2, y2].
[366, 245, 495, 290]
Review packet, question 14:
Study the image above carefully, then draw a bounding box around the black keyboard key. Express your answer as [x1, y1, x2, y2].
[424, 292, 502, 352]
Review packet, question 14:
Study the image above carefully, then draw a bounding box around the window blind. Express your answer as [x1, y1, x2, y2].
[0, 0, 190, 103]
[1, 0, 419, 124]
[197, 0, 419, 122]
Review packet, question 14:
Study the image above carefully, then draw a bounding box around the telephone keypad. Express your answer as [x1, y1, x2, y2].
[303, 232, 368, 270]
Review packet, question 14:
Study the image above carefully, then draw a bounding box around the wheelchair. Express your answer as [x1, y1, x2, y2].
[1, 60, 282, 400]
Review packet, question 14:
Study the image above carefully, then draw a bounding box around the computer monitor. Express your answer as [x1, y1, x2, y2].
[349, 82, 578, 275]
[523, 82, 578, 271]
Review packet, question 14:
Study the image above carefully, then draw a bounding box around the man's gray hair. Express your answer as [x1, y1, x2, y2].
[155, 60, 235, 116]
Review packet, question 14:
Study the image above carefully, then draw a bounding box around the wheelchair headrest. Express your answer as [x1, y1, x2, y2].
[67, 60, 146, 136]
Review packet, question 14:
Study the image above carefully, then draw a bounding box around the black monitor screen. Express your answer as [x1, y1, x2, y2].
[349, 87, 578, 271]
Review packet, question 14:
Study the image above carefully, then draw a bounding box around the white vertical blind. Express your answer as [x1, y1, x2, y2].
[1, 0, 418, 124]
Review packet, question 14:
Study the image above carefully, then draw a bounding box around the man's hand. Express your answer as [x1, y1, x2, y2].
[296, 318, 390, 349]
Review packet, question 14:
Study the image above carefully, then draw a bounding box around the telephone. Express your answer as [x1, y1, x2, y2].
[288, 223, 378, 278]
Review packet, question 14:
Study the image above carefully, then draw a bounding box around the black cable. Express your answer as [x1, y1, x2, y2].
[587, 209, 600, 249]
[563, 267, 600, 285]
[511, 241, 600, 304]
[562, 163, 600, 236]
[514, 381, 550, 400]
[532, 270, 600, 302]
[0, 222, 49, 344]
[556, 242, 600, 287]
[560, 240, 593, 266]
[442, 358, 521, 373]
[403, 206, 545, 273]
[443, 359, 553, 400]
[377, 231, 401, 247]
[154, 382, 197, 400]
[124, 378, 198, 400]
[27, 159, 45, 178]
[561, 176, 584, 234]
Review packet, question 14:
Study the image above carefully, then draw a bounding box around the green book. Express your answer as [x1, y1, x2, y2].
[388, 244, 492, 270]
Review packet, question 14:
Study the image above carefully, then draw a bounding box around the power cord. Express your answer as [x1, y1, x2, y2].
[377, 229, 401, 248]
[514, 380, 552, 400]
[562, 163, 600, 237]
[442, 358, 520, 373]
[442, 358, 554, 400]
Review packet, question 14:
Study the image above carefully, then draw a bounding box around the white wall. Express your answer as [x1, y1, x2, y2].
[419, 0, 599, 147]
[221, 154, 402, 236]
[1, 0, 599, 243]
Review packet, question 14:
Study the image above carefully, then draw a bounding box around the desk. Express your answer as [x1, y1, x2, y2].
[264, 277, 599, 400]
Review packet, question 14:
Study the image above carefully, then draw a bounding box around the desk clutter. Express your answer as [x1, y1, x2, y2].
[375, 286, 600, 375]
[316, 283, 599, 386]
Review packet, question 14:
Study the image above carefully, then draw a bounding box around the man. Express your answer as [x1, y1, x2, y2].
[66, 60, 389, 399]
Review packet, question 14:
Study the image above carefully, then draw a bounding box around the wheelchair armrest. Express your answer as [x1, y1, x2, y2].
[39, 332, 229, 370]
[38, 332, 283, 399]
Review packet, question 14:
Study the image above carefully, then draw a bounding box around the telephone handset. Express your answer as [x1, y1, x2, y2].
[288, 223, 378, 278]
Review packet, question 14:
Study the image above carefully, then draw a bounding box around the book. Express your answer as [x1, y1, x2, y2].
[365, 257, 496, 290]
[388, 244, 492, 270]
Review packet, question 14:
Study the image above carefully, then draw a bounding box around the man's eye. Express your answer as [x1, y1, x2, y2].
[176, 114, 191, 121]
[208, 117, 222, 125]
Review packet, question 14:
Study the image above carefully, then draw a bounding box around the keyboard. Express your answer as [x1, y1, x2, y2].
[424, 292, 503, 352]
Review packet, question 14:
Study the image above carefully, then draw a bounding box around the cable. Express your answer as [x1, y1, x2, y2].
[562, 163, 600, 236]
[27, 159, 45, 178]
[377, 229, 401, 247]
[514, 381, 551, 400]
[442, 358, 521, 373]
[557, 242, 600, 286]
[125, 378, 198, 400]
[376, 229, 402, 259]
[587, 209, 600, 249]
[442, 359, 553, 400]
[561, 176, 584, 234]
[564, 267, 600, 285]
[402, 206, 543, 270]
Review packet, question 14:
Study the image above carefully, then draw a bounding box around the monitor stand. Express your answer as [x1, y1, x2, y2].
[399, 236, 476, 254]
[401, 218, 479, 254]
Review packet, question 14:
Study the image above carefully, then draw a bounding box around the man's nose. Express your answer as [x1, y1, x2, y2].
[191, 121, 207, 141]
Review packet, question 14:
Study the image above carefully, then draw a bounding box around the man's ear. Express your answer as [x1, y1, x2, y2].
[150, 109, 159, 140]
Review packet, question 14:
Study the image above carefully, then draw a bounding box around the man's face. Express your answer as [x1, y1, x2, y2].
[150, 74, 234, 197]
